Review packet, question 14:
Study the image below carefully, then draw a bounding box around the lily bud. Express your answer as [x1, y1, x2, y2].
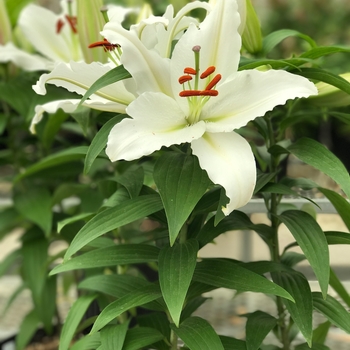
[308, 73, 350, 107]
[241, 0, 262, 55]
[0, 0, 12, 44]
[77, 0, 107, 63]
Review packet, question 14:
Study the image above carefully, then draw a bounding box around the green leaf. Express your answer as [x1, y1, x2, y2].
[272, 272, 313, 346]
[14, 187, 52, 236]
[193, 259, 293, 301]
[90, 284, 161, 333]
[15, 146, 87, 182]
[295, 343, 329, 350]
[278, 210, 329, 298]
[0, 249, 21, 277]
[123, 327, 164, 350]
[312, 321, 331, 345]
[22, 234, 48, 306]
[262, 29, 317, 54]
[288, 138, 350, 199]
[84, 114, 126, 174]
[159, 239, 198, 326]
[78, 65, 131, 108]
[219, 336, 248, 350]
[312, 292, 350, 333]
[325, 231, 350, 245]
[59, 294, 97, 350]
[329, 268, 350, 308]
[115, 166, 144, 199]
[51, 244, 159, 274]
[57, 213, 94, 233]
[254, 171, 278, 194]
[101, 322, 129, 350]
[239, 58, 311, 71]
[293, 68, 350, 96]
[15, 310, 40, 350]
[300, 46, 350, 60]
[245, 311, 277, 350]
[153, 152, 210, 245]
[64, 194, 163, 259]
[172, 316, 224, 350]
[318, 187, 350, 231]
[69, 333, 101, 350]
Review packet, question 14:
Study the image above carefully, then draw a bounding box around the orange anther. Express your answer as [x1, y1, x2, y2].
[56, 19, 65, 34]
[199, 90, 218, 96]
[89, 39, 119, 51]
[184, 67, 197, 75]
[178, 75, 193, 84]
[205, 74, 222, 91]
[65, 14, 77, 33]
[200, 66, 216, 79]
[180, 90, 202, 97]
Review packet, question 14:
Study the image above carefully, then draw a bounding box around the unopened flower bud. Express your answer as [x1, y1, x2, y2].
[241, 0, 262, 55]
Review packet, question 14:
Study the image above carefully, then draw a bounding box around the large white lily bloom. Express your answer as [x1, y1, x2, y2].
[102, 0, 317, 214]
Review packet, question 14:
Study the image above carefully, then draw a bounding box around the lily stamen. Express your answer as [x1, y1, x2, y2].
[89, 39, 120, 52]
[200, 66, 215, 79]
[184, 67, 197, 75]
[178, 75, 193, 84]
[65, 14, 77, 33]
[205, 74, 222, 91]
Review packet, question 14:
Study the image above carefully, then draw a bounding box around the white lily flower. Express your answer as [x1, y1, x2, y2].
[103, 0, 317, 214]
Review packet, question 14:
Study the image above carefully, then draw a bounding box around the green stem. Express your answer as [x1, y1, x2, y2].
[265, 114, 290, 350]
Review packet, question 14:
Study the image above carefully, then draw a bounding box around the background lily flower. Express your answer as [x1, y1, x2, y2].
[103, 0, 318, 215]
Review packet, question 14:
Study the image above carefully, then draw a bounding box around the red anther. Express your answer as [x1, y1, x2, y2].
[179, 90, 202, 97]
[178, 75, 193, 84]
[65, 14, 77, 33]
[199, 90, 218, 96]
[184, 67, 197, 75]
[205, 74, 222, 91]
[200, 66, 216, 79]
[56, 19, 65, 34]
[89, 39, 119, 51]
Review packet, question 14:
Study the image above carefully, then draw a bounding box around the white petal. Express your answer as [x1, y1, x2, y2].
[19, 4, 80, 62]
[101, 22, 172, 96]
[30, 98, 127, 133]
[0, 42, 53, 71]
[106, 92, 206, 161]
[191, 132, 256, 215]
[202, 69, 318, 132]
[33, 61, 135, 108]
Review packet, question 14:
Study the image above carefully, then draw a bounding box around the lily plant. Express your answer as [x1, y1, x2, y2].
[101, 0, 317, 215]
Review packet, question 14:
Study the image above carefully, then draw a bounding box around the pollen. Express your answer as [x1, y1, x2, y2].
[205, 74, 222, 91]
[178, 75, 193, 84]
[184, 67, 197, 75]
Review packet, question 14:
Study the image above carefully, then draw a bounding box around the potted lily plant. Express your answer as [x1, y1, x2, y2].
[2, 0, 350, 349]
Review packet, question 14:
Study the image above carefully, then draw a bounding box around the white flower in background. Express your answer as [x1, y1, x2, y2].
[102, 0, 318, 214]
[30, 1, 211, 131]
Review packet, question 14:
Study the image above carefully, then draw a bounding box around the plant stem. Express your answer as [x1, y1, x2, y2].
[265, 114, 290, 350]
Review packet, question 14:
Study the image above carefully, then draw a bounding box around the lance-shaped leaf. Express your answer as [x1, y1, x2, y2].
[159, 239, 198, 326]
[84, 114, 127, 174]
[193, 259, 293, 301]
[90, 284, 161, 333]
[51, 244, 159, 275]
[15, 146, 88, 182]
[172, 316, 224, 350]
[101, 322, 129, 350]
[64, 194, 163, 259]
[287, 138, 350, 199]
[14, 188, 52, 236]
[244, 311, 277, 350]
[219, 336, 249, 350]
[278, 210, 329, 298]
[295, 343, 330, 350]
[329, 268, 350, 308]
[59, 294, 97, 350]
[312, 292, 350, 333]
[318, 187, 350, 231]
[69, 333, 101, 350]
[16, 310, 40, 350]
[123, 327, 164, 350]
[272, 272, 313, 346]
[154, 153, 210, 245]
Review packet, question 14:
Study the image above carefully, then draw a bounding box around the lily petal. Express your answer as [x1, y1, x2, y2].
[33, 61, 135, 109]
[106, 92, 206, 161]
[0, 42, 53, 71]
[202, 69, 318, 132]
[19, 4, 80, 62]
[31, 98, 124, 133]
[191, 131, 256, 214]
[102, 22, 172, 96]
